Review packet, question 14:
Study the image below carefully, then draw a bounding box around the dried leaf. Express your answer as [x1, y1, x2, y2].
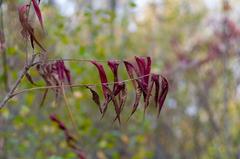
[103, 86, 121, 124]
[18, 4, 46, 51]
[152, 74, 160, 107]
[31, 0, 44, 29]
[39, 88, 48, 107]
[49, 114, 86, 159]
[157, 76, 168, 117]
[91, 61, 108, 98]
[50, 114, 66, 130]
[25, 72, 37, 85]
[135, 56, 151, 99]
[143, 75, 154, 114]
[124, 61, 138, 88]
[113, 83, 127, 122]
[86, 86, 102, 113]
[107, 60, 120, 83]
[128, 84, 142, 119]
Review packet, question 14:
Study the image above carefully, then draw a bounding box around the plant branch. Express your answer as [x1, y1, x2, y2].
[0, 56, 35, 109]
[14, 74, 150, 94]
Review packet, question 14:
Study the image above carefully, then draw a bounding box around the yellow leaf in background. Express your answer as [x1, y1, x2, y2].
[20, 105, 30, 116]
[97, 151, 107, 159]
[73, 91, 83, 99]
[43, 125, 55, 133]
[60, 141, 67, 149]
[1, 108, 9, 119]
[121, 134, 129, 144]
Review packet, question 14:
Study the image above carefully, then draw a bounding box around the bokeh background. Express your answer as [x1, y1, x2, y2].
[0, 0, 240, 158]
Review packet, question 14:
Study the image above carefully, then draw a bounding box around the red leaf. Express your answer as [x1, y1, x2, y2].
[113, 83, 127, 122]
[18, 4, 46, 51]
[31, 0, 44, 30]
[143, 75, 154, 114]
[157, 76, 168, 117]
[102, 86, 121, 124]
[25, 72, 37, 86]
[128, 84, 142, 119]
[108, 60, 120, 83]
[124, 61, 138, 88]
[124, 60, 144, 118]
[91, 61, 108, 98]
[49, 114, 86, 159]
[64, 66, 72, 86]
[39, 89, 48, 107]
[152, 74, 160, 107]
[18, 4, 29, 25]
[50, 114, 66, 130]
[86, 86, 102, 113]
[100, 83, 126, 123]
[135, 56, 151, 99]
[54, 60, 72, 86]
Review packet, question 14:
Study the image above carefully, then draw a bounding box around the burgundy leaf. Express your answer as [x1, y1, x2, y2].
[31, 0, 44, 29]
[124, 61, 138, 88]
[101, 82, 126, 123]
[18, 4, 29, 25]
[49, 114, 86, 159]
[124, 60, 145, 119]
[39, 89, 48, 107]
[152, 74, 160, 107]
[107, 60, 120, 83]
[135, 56, 146, 76]
[63, 65, 72, 86]
[86, 86, 102, 113]
[119, 83, 127, 109]
[30, 34, 34, 49]
[135, 56, 151, 99]
[91, 61, 108, 98]
[113, 83, 127, 122]
[18, 4, 46, 51]
[56, 61, 64, 82]
[128, 84, 142, 119]
[157, 76, 168, 117]
[25, 72, 37, 85]
[75, 150, 86, 159]
[143, 75, 154, 114]
[50, 114, 66, 130]
[103, 86, 121, 124]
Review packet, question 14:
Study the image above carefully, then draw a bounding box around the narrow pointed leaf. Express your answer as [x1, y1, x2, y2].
[135, 56, 151, 99]
[128, 84, 142, 120]
[18, 4, 46, 51]
[124, 61, 138, 88]
[113, 83, 127, 122]
[86, 86, 102, 113]
[91, 61, 108, 98]
[25, 72, 37, 85]
[157, 76, 168, 117]
[108, 60, 120, 82]
[39, 88, 48, 107]
[32, 0, 44, 29]
[49, 114, 66, 130]
[143, 75, 154, 114]
[102, 86, 121, 124]
[152, 74, 160, 107]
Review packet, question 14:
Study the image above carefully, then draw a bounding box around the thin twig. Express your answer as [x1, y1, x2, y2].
[0, 56, 35, 109]
[61, 86, 78, 132]
[12, 74, 150, 96]
[47, 58, 122, 63]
